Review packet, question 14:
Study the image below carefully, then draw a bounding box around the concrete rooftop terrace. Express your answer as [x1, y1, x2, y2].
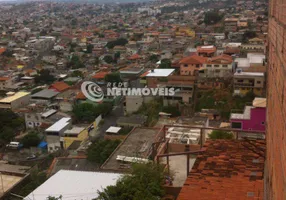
[101, 127, 159, 171]
[0, 162, 30, 197]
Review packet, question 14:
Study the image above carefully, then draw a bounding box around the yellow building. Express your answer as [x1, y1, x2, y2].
[176, 27, 196, 38]
[62, 121, 96, 149]
[233, 72, 265, 97]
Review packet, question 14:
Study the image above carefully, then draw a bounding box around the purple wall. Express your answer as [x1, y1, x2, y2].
[231, 107, 266, 131]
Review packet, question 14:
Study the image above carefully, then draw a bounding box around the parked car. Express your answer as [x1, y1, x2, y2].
[6, 142, 23, 149]
[26, 154, 37, 160]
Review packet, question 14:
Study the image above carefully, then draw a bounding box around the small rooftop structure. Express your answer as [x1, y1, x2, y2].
[234, 71, 264, 77]
[41, 109, 57, 118]
[63, 127, 85, 136]
[24, 170, 122, 200]
[45, 117, 71, 132]
[166, 127, 201, 145]
[230, 106, 252, 120]
[0, 91, 30, 103]
[31, 89, 59, 100]
[106, 126, 122, 134]
[48, 157, 99, 176]
[101, 127, 158, 171]
[144, 69, 175, 77]
[0, 162, 30, 198]
[253, 97, 266, 108]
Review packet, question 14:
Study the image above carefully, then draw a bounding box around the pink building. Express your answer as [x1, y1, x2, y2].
[230, 98, 266, 131]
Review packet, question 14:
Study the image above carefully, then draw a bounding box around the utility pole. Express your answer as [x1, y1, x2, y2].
[0, 172, 4, 194]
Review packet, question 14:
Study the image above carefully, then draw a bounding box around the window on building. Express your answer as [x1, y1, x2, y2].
[223, 65, 228, 67]
[214, 65, 219, 67]
[257, 81, 261, 84]
[196, 64, 200, 68]
[207, 65, 212, 67]
[237, 80, 243, 83]
[184, 64, 188, 67]
[232, 122, 242, 129]
[215, 69, 220, 73]
[262, 121, 265, 125]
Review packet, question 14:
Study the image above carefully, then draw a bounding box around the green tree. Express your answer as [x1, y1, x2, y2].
[87, 139, 121, 164]
[242, 31, 257, 43]
[34, 69, 56, 84]
[114, 52, 121, 60]
[96, 163, 166, 200]
[136, 99, 163, 126]
[149, 55, 159, 63]
[73, 103, 113, 123]
[71, 70, 84, 78]
[103, 55, 114, 64]
[162, 106, 181, 117]
[18, 170, 47, 196]
[87, 44, 94, 54]
[106, 38, 128, 49]
[0, 110, 24, 143]
[0, 127, 15, 143]
[209, 130, 234, 139]
[104, 72, 122, 84]
[204, 11, 223, 25]
[159, 59, 171, 68]
[21, 132, 41, 148]
[68, 55, 85, 69]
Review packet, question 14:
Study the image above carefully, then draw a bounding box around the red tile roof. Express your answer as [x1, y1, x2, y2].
[92, 71, 109, 79]
[0, 77, 10, 81]
[206, 54, 233, 64]
[177, 140, 265, 200]
[140, 71, 150, 78]
[197, 46, 217, 54]
[50, 82, 70, 92]
[0, 48, 6, 55]
[179, 55, 208, 65]
[75, 91, 86, 100]
[128, 54, 141, 60]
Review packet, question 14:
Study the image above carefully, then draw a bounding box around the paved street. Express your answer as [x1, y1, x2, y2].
[89, 97, 124, 141]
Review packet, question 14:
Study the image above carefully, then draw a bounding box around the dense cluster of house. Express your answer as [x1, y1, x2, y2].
[0, 1, 270, 199]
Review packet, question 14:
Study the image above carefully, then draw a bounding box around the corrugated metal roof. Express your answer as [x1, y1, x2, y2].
[24, 170, 122, 200]
[45, 117, 71, 132]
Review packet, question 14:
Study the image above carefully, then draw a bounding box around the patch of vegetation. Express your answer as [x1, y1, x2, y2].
[106, 38, 128, 49]
[204, 11, 224, 25]
[118, 127, 133, 135]
[209, 130, 234, 139]
[149, 54, 159, 63]
[159, 59, 172, 69]
[73, 103, 113, 123]
[21, 131, 41, 148]
[67, 55, 85, 69]
[136, 99, 163, 126]
[18, 170, 47, 196]
[70, 70, 84, 78]
[104, 72, 122, 84]
[34, 69, 56, 84]
[162, 106, 181, 117]
[196, 89, 255, 119]
[96, 163, 166, 200]
[87, 139, 121, 164]
[103, 55, 115, 64]
[0, 110, 24, 143]
[86, 44, 94, 54]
